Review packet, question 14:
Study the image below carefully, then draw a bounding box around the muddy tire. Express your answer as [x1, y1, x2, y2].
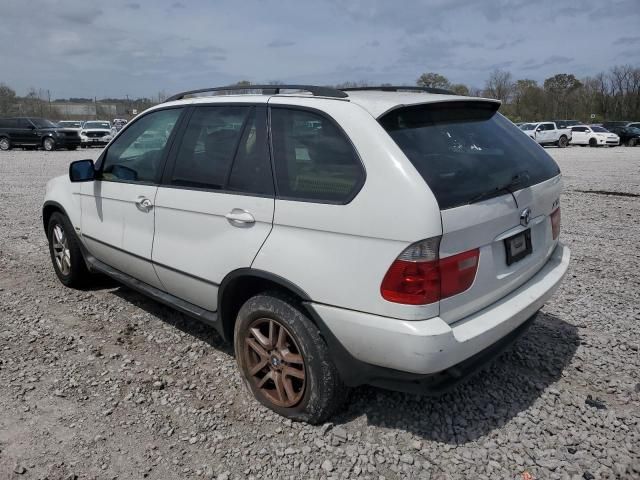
[234, 293, 347, 424]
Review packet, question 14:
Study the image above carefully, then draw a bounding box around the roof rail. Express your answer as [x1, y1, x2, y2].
[165, 84, 348, 102]
[341, 86, 456, 95]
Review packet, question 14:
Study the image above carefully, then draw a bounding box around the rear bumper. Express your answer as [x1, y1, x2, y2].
[309, 242, 570, 391]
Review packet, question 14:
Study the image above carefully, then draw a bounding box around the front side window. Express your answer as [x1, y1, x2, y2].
[270, 108, 363, 202]
[30, 118, 57, 128]
[100, 108, 182, 183]
[170, 106, 273, 195]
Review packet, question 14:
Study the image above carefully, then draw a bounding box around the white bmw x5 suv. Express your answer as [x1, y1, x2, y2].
[43, 85, 570, 423]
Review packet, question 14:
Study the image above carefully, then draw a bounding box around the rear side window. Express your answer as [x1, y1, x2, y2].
[270, 108, 363, 203]
[380, 102, 561, 210]
[170, 106, 273, 195]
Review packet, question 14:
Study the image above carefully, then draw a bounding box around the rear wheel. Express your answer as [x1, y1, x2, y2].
[47, 212, 91, 287]
[43, 137, 56, 151]
[629, 138, 638, 147]
[234, 293, 347, 424]
[0, 137, 10, 151]
[558, 135, 568, 148]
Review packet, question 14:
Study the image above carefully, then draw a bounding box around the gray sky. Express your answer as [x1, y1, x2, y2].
[2, 0, 639, 99]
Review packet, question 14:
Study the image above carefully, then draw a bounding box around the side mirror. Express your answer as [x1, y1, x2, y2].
[69, 159, 95, 182]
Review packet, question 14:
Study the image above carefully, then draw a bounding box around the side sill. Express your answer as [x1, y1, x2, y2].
[86, 255, 220, 332]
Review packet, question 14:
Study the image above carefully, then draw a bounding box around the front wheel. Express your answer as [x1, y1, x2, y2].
[589, 138, 598, 147]
[0, 137, 10, 151]
[558, 136, 568, 148]
[47, 212, 91, 287]
[43, 137, 56, 151]
[234, 293, 347, 424]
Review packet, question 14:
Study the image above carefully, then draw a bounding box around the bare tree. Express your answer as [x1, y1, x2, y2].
[483, 69, 514, 103]
[0, 83, 18, 116]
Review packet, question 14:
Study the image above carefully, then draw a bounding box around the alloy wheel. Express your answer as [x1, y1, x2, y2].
[52, 224, 71, 276]
[0, 138, 9, 150]
[44, 138, 55, 151]
[243, 317, 306, 408]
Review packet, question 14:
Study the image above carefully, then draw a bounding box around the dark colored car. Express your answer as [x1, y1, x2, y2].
[602, 122, 640, 146]
[0, 117, 81, 151]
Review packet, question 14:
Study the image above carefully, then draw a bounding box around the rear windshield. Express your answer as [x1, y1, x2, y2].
[379, 102, 561, 210]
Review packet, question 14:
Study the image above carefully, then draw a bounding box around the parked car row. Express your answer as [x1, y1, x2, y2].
[0, 117, 130, 151]
[518, 120, 640, 147]
[0, 117, 81, 151]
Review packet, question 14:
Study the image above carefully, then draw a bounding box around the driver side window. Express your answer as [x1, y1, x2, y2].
[100, 108, 182, 183]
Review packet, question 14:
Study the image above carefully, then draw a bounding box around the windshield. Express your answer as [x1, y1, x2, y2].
[30, 118, 58, 128]
[84, 122, 111, 129]
[379, 102, 561, 210]
[519, 123, 535, 130]
[59, 121, 82, 128]
[592, 126, 608, 133]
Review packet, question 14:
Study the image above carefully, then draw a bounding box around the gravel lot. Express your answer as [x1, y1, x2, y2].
[1, 146, 639, 480]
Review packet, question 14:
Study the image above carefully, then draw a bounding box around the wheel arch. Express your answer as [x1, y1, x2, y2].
[42, 201, 70, 234]
[217, 269, 312, 342]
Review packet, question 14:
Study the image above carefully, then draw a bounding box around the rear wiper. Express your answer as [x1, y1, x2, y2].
[467, 171, 529, 205]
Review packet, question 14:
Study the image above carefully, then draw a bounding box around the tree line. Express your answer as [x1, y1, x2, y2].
[2, 64, 639, 122]
[0, 86, 162, 120]
[414, 65, 640, 123]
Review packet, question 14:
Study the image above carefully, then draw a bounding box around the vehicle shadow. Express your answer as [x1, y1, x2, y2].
[334, 311, 579, 444]
[103, 283, 578, 443]
[110, 286, 232, 356]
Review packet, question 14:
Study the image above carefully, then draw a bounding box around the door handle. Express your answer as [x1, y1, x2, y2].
[225, 209, 255, 227]
[135, 196, 154, 212]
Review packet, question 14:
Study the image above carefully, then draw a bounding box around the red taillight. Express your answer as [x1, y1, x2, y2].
[380, 259, 441, 305]
[551, 207, 561, 240]
[380, 238, 479, 305]
[439, 248, 480, 299]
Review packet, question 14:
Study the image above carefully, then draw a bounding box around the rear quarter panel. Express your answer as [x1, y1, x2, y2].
[252, 98, 442, 320]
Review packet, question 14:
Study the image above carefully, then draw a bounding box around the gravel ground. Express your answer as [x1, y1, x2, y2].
[0, 146, 639, 480]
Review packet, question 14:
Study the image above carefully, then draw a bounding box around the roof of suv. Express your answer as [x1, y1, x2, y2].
[161, 86, 499, 119]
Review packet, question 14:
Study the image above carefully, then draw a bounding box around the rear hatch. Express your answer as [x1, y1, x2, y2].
[380, 101, 562, 324]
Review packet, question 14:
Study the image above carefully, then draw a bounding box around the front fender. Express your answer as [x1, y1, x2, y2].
[43, 175, 82, 234]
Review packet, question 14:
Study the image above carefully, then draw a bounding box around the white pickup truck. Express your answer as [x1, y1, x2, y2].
[519, 122, 572, 148]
